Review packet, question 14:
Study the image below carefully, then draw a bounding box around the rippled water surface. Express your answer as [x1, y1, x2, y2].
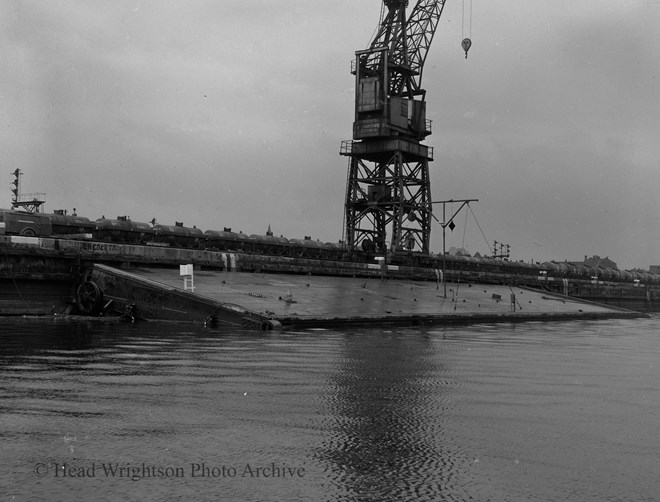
[1, 317, 659, 501]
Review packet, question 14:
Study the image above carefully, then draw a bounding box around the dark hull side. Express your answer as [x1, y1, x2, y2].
[0, 277, 75, 315]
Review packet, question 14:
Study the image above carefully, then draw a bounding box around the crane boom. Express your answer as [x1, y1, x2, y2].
[364, 0, 446, 97]
[405, 0, 446, 91]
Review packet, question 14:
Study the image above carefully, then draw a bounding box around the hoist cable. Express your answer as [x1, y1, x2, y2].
[468, 204, 493, 255]
[461, 206, 468, 251]
[462, 0, 472, 39]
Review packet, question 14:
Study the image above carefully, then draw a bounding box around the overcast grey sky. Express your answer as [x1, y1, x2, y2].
[2, 1, 659, 269]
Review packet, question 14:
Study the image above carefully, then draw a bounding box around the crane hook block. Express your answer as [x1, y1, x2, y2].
[462, 38, 472, 59]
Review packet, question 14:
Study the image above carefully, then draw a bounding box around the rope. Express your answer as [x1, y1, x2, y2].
[462, 0, 473, 40]
[2, 244, 31, 311]
[368, 2, 387, 47]
[451, 205, 471, 311]
[461, 206, 468, 251]
[468, 204, 492, 255]
[508, 284, 524, 311]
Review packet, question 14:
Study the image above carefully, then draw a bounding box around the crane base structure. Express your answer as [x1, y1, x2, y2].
[341, 138, 433, 255]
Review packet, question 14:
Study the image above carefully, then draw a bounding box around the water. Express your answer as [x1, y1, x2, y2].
[1, 316, 659, 501]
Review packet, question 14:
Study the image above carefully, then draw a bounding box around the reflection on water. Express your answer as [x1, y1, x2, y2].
[1, 317, 659, 501]
[319, 331, 467, 501]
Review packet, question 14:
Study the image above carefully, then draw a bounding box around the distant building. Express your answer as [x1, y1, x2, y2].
[448, 246, 470, 257]
[567, 255, 618, 270]
[584, 255, 618, 270]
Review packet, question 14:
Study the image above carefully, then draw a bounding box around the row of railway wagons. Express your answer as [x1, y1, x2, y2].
[0, 210, 345, 260]
[438, 253, 658, 285]
[2, 208, 658, 285]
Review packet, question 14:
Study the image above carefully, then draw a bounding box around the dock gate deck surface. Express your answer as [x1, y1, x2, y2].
[88, 264, 645, 328]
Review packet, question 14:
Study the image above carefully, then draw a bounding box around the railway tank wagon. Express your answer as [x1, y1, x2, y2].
[49, 210, 95, 236]
[287, 237, 342, 260]
[204, 229, 251, 252]
[288, 237, 321, 258]
[94, 216, 154, 244]
[152, 222, 204, 248]
[324, 241, 346, 261]
[248, 234, 290, 256]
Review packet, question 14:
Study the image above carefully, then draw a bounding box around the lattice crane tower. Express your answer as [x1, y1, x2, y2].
[341, 0, 447, 255]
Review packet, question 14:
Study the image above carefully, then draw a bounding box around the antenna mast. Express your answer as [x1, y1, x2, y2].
[10, 169, 46, 213]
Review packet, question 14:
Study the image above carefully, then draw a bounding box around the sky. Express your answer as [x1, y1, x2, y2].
[1, 0, 659, 270]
